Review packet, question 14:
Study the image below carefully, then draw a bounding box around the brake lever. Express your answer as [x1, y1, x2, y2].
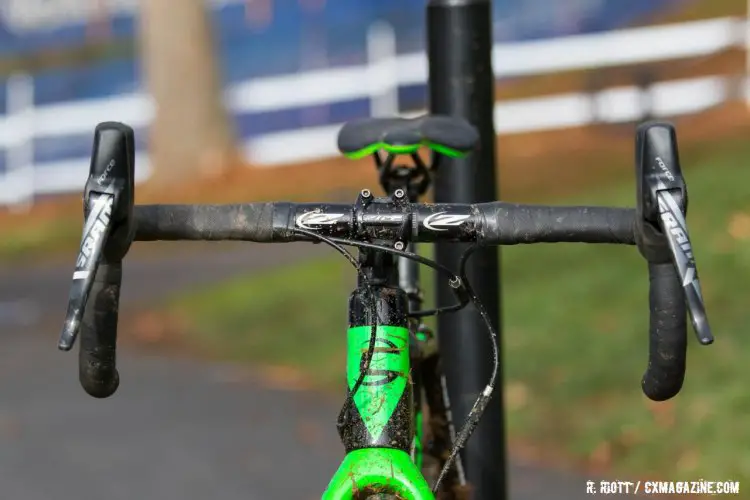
[636, 121, 713, 345]
[58, 191, 113, 350]
[655, 189, 712, 345]
[58, 122, 135, 351]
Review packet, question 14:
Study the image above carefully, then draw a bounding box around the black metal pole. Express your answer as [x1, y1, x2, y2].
[427, 1, 506, 500]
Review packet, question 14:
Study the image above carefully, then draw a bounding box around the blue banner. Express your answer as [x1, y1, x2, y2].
[0, 0, 681, 176]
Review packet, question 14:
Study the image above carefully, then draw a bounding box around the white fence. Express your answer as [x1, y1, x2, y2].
[250, 74, 743, 166]
[1, 16, 748, 206]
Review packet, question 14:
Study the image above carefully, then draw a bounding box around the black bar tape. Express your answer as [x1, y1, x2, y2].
[134, 204, 276, 241]
[131, 202, 637, 246]
[79, 262, 121, 399]
[641, 261, 688, 401]
[478, 203, 636, 245]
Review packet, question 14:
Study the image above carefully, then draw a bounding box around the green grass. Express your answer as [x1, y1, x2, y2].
[168, 135, 750, 482]
[0, 214, 82, 262]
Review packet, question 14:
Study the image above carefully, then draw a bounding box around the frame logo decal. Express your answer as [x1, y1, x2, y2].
[347, 325, 409, 443]
[423, 212, 470, 231]
[295, 211, 345, 230]
[358, 337, 401, 386]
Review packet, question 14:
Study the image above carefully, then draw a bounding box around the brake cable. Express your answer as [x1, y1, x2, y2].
[292, 227, 380, 436]
[293, 227, 498, 495]
[432, 245, 500, 492]
[293, 227, 467, 438]
[322, 237, 471, 316]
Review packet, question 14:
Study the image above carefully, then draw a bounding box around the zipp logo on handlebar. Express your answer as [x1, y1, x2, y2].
[295, 211, 346, 229]
[422, 212, 471, 231]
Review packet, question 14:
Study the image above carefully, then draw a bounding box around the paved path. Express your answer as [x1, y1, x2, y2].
[0, 242, 632, 499]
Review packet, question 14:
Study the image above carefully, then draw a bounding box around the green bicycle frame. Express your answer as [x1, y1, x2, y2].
[322, 279, 434, 499]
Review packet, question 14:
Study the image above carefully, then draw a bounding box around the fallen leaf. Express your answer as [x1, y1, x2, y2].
[676, 449, 700, 472]
[646, 399, 675, 429]
[727, 211, 750, 240]
[295, 419, 322, 446]
[258, 364, 313, 391]
[589, 441, 612, 468]
[689, 397, 713, 423]
[593, 313, 618, 333]
[130, 310, 184, 344]
[504, 381, 529, 411]
[617, 424, 643, 448]
[211, 365, 252, 384]
[0, 412, 21, 439]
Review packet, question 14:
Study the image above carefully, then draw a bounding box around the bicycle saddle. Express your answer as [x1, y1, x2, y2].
[337, 115, 479, 159]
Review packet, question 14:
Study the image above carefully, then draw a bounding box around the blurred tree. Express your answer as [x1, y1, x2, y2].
[138, 0, 237, 183]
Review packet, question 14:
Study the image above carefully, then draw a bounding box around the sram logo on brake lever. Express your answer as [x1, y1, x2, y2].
[636, 122, 713, 345]
[58, 122, 135, 351]
[75, 195, 114, 276]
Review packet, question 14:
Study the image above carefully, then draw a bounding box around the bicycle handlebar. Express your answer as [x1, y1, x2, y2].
[58, 120, 713, 403]
[131, 202, 635, 244]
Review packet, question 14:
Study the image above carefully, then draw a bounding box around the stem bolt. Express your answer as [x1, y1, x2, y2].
[394, 241, 405, 251]
[361, 189, 372, 199]
[394, 188, 405, 199]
